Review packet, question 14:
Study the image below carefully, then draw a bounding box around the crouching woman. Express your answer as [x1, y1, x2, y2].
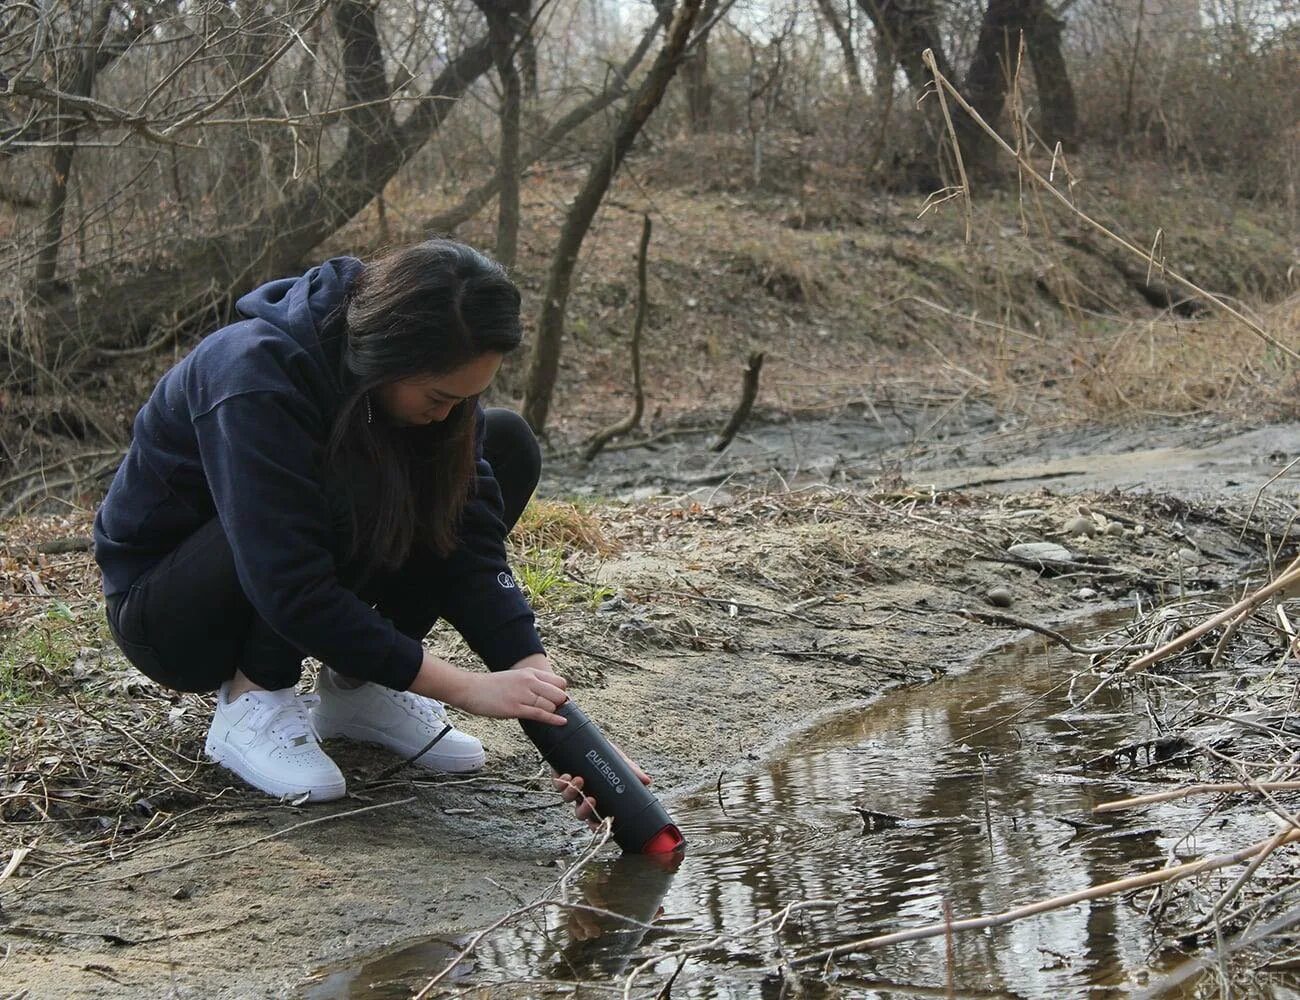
[93, 239, 575, 802]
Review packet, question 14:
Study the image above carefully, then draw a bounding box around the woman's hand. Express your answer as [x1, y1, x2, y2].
[458, 665, 569, 724]
[553, 739, 652, 830]
[409, 651, 568, 723]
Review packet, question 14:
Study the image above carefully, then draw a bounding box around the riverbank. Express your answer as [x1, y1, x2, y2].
[2, 443, 1296, 996]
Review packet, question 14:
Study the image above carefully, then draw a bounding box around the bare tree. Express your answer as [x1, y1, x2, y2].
[966, 0, 1078, 162]
[741, 11, 798, 186]
[33, 4, 116, 301]
[856, 0, 1078, 174]
[855, 0, 957, 94]
[13, 3, 503, 359]
[812, 0, 866, 96]
[682, 0, 721, 132]
[521, 0, 705, 433]
[478, 0, 528, 268]
[423, 5, 673, 235]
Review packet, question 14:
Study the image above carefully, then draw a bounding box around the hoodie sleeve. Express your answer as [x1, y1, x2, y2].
[426, 407, 546, 672]
[192, 388, 425, 690]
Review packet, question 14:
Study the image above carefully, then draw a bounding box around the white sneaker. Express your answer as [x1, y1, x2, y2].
[205, 683, 347, 801]
[312, 668, 486, 773]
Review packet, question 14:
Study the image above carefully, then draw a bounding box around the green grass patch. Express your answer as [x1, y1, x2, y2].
[515, 549, 615, 612]
[0, 601, 109, 704]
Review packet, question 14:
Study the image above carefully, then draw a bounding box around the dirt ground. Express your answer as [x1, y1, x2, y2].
[2, 414, 1296, 998]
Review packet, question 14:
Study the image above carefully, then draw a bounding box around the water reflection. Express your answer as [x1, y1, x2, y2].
[303, 616, 1290, 998]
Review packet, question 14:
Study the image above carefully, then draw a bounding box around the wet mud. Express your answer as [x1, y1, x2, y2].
[547, 407, 1300, 503]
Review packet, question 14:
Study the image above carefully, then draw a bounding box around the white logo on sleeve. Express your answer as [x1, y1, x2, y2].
[497, 571, 516, 589]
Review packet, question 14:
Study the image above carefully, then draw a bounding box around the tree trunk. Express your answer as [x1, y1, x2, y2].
[813, 0, 865, 96]
[855, 0, 956, 95]
[30, 27, 498, 358]
[856, 0, 973, 182]
[34, 3, 113, 300]
[519, 6, 539, 100]
[680, 0, 718, 133]
[1025, 6, 1076, 150]
[964, 0, 1078, 168]
[963, 0, 1025, 170]
[479, 1, 526, 267]
[683, 40, 712, 132]
[521, 0, 704, 434]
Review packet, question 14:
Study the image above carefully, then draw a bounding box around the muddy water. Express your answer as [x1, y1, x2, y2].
[301, 615, 1295, 999]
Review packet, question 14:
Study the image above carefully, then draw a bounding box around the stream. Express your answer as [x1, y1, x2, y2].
[300, 611, 1296, 999]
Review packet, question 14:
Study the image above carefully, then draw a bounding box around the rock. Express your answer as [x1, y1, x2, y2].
[1073, 587, 1099, 600]
[1007, 542, 1074, 564]
[622, 485, 660, 502]
[617, 618, 656, 642]
[1064, 515, 1097, 537]
[675, 486, 734, 509]
[1104, 522, 1125, 537]
[986, 586, 1014, 607]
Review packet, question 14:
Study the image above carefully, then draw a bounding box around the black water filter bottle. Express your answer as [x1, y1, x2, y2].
[520, 700, 685, 855]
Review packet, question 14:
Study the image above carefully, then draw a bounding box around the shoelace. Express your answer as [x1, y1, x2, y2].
[258, 692, 321, 749]
[393, 689, 448, 727]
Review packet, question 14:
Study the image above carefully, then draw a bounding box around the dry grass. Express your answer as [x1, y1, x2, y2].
[345, 148, 1296, 440]
[1071, 294, 1300, 420]
[510, 498, 619, 559]
[948, 292, 1300, 423]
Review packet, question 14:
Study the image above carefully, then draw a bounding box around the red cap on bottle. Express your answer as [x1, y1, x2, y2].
[642, 825, 685, 855]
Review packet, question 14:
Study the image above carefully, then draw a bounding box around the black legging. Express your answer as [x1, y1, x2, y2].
[104, 409, 541, 693]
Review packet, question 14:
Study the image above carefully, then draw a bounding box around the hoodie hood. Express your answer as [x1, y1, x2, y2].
[234, 255, 363, 397]
[235, 255, 363, 347]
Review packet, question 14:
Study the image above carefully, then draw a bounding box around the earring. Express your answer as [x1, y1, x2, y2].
[365, 392, 373, 425]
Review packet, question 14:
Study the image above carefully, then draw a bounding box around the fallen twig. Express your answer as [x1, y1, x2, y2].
[792, 829, 1300, 963]
[1123, 555, 1300, 675]
[1093, 782, 1300, 814]
[960, 608, 1152, 656]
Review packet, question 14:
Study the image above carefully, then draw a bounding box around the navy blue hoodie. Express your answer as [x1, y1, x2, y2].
[93, 256, 545, 690]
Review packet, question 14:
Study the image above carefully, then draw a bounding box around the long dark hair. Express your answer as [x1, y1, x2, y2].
[327, 239, 523, 575]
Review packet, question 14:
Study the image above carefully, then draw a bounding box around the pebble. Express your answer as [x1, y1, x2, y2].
[1007, 541, 1074, 564]
[986, 586, 1014, 607]
[1064, 515, 1097, 537]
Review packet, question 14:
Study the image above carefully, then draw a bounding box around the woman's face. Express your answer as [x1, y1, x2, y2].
[376, 352, 503, 426]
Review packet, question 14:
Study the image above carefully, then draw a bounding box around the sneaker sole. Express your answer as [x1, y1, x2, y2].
[317, 720, 486, 773]
[205, 738, 347, 802]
